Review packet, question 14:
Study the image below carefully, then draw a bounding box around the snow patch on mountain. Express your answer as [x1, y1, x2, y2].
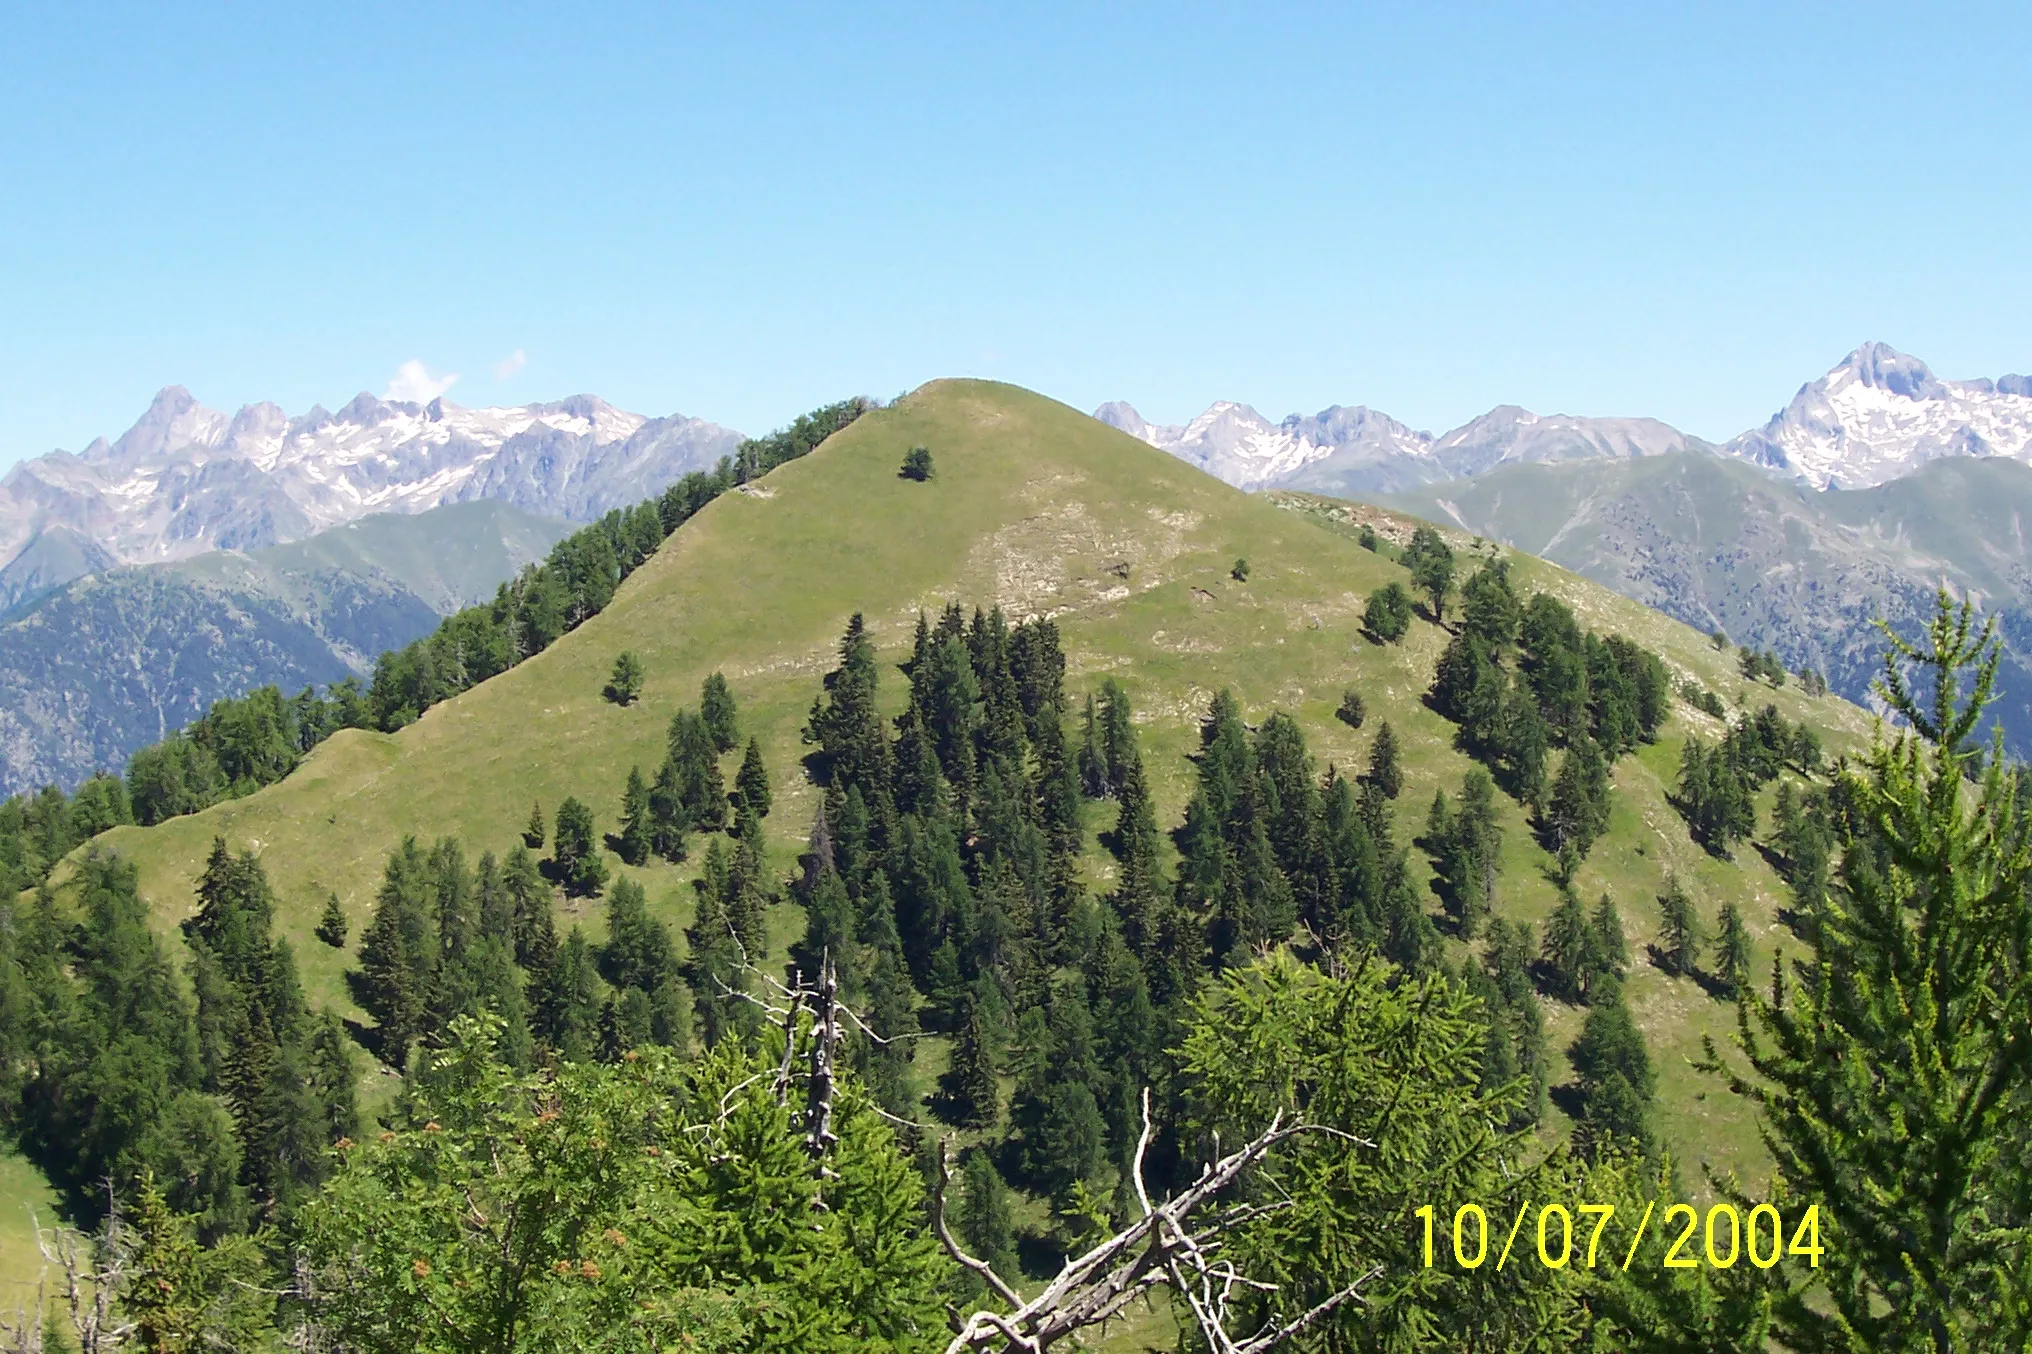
[1724, 342, 2032, 490]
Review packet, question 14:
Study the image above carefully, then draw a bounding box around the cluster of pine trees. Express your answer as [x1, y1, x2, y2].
[1676, 700, 1821, 853]
[1426, 557, 1669, 866]
[349, 674, 775, 1073]
[0, 843, 359, 1241]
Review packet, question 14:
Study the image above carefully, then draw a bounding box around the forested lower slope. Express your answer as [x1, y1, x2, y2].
[68, 380, 1867, 1175]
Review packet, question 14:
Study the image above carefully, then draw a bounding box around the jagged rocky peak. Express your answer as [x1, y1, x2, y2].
[1724, 342, 2032, 490]
[0, 385, 745, 594]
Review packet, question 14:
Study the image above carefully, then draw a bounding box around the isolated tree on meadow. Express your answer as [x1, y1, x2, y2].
[900, 444, 934, 480]
[604, 650, 644, 705]
[1713, 899, 1751, 999]
[315, 893, 348, 948]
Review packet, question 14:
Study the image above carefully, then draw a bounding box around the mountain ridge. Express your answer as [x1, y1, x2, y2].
[0, 385, 743, 606]
[1101, 341, 2032, 496]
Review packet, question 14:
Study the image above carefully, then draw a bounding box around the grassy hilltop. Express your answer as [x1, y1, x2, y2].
[58, 378, 1872, 1222]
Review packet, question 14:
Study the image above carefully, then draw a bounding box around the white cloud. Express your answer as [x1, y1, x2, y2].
[383, 359, 460, 403]
[493, 348, 528, 381]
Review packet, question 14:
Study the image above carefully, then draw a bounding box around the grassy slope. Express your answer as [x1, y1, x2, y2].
[38, 381, 1876, 1291]
[170, 498, 575, 615]
[0, 1147, 58, 1316]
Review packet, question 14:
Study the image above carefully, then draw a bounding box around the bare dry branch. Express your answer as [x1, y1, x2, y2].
[942, 1092, 1379, 1354]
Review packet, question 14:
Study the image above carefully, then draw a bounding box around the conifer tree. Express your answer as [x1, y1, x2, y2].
[1335, 688, 1366, 728]
[549, 796, 608, 897]
[1713, 899, 1751, 999]
[1589, 891, 1628, 990]
[1109, 736, 1167, 961]
[1569, 981, 1656, 1160]
[1656, 874, 1702, 978]
[684, 844, 753, 1050]
[734, 736, 771, 818]
[1077, 691, 1107, 797]
[604, 650, 644, 705]
[1427, 769, 1501, 939]
[700, 671, 738, 752]
[938, 992, 999, 1128]
[667, 711, 729, 834]
[1708, 594, 2032, 1351]
[1362, 582, 1413, 642]
[315, 893, 348, 948]
[617, 764, 652, 866]
[1543, 733, 1611, 862]
[523, 800, 545, 849]
[1363, 720, 1403, 798]
[1403, 524, 1456, 621]
[533, 927, 601, 1062]
[647, 757, 687, 861]
[503, 845, 556, 972]
[953, 1149, 1019, 1283]
[355, 836, 438, 1063]
[1484, 917, 1549, 1126]
[1542, 886, 1594, 1003]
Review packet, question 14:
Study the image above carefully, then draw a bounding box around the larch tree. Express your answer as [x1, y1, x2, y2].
[1705, 593, 2032, 1352]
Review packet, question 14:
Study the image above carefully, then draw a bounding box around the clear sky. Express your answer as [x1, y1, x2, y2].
[3, 2, 2027, 464]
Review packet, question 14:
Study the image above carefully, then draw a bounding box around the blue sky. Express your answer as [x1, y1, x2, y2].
[3, 2, 2026, 464]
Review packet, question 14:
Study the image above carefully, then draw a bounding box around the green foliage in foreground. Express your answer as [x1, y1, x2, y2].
[295, 1017, 948, 1354]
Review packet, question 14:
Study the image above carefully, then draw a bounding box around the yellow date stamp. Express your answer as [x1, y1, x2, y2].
[1413, 1201, 1823, 1272]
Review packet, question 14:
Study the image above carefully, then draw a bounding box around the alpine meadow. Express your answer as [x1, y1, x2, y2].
[1, 380, 2026, 1353]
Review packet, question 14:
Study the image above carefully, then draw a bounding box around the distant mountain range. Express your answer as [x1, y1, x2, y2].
[0, 500, 571, 795]
[1098, 343, 2032, 495]
[1104, 343, 2032, 754]
[0, 386, 744, 611]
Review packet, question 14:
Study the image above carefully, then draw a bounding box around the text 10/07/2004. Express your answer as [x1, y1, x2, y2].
[1414, 1202, 1822, 1272]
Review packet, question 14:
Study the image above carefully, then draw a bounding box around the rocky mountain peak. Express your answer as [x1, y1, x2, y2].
[1725, 344, 2032, 489]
